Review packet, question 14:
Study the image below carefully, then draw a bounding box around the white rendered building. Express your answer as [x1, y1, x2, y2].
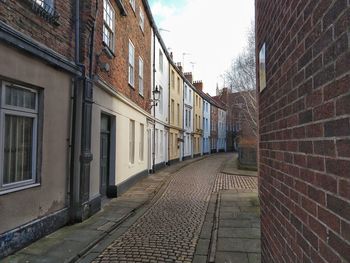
[151, 29, 170, 171]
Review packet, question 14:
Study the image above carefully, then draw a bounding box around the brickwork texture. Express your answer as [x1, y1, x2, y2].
[256, 0, 350, 262]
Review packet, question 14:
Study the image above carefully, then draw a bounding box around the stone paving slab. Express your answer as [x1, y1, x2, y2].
[214, 191, 261, 263]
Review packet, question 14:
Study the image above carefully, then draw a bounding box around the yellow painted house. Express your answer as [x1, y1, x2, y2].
[193, 90, 203, 156]
[169, 64, 183, 163]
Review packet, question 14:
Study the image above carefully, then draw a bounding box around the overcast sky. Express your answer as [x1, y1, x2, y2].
[149, 0, 255, 95]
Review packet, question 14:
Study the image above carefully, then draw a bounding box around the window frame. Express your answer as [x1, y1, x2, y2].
[0, 82, 39, 193]
[139, 123, 144, 161]
[129, 0, 136, 12]
[128, 40, 135, 87]
[129, 120, 135, 164]
[139, 8, 145, 32]
[103, 0, 115, 52]
[138, 56, 144, 96]
[159, 50, 164, 73]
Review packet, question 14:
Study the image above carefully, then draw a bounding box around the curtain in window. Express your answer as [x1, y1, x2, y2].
[3, 115, 33, 184]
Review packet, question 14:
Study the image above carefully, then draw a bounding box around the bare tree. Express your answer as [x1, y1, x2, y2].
[223, 22, 257, 138]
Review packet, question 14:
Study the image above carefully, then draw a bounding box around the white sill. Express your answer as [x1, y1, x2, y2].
[0, 183, 40, 196]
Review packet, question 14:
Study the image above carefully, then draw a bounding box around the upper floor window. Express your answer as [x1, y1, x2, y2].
[0, 83, 39, 192]
[128, 40, 135, 87]
[139, 8, 144, 32]
[177, 77, 180, 94]
[159, 50, 164, 73]
[129, 0, 136, 12]
[171, 71, 175, 89]
[138, 57, 144, 96]
[35, 0, 53, 8]
[103, 0, 115, 51]
[159, 86, 163, 114]
[32, 0, 59, 24]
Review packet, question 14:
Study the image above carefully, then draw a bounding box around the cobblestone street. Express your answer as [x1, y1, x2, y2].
[93, 154, 227, 263]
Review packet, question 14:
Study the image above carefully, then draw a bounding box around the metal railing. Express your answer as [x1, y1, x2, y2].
[27, 0, 60, 25]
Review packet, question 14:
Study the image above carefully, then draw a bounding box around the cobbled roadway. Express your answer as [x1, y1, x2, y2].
[93, 154, 227, 263]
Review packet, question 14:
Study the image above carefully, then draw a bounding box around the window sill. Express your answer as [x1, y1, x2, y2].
[102, 43, 116, 59]
[129, 83, 135, 90]
[0, 183, 40, 196]
[139, 93, 144, 98]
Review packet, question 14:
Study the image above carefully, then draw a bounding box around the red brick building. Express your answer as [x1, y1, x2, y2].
[257, 0, 350, 262]
[214, 88, 257, 151]
[210, 102, 219, 153]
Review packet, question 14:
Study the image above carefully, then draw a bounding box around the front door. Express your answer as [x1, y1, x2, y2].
[100, 114, 111, 197]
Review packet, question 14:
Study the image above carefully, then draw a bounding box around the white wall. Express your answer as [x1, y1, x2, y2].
[151, 30, 169, 165]
[91, 85, 148, 199]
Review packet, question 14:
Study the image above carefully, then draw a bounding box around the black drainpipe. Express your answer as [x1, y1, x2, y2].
[69, 0, 81, 223]
[152, 30, 156, 173]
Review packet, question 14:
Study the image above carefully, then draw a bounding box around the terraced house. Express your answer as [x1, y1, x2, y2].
[151, 26, 170, 171]
[183, 74, 194, 160]
[0, 0, 80, 257]
[168, 64, 184, 163]
[88, 0, 153, 204]
[192, 82, 203, 157]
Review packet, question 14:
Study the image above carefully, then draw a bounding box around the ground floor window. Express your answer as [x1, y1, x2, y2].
[0, 82, 39, 192]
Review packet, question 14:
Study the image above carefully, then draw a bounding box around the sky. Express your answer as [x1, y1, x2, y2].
[149, 0, 255, 96]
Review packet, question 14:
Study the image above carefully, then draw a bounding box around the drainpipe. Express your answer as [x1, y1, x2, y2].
[152, 30, 156, 173]
[168, 65, 171, 165]
[69, 0, 81, 223]
[182, 83, 185, 160]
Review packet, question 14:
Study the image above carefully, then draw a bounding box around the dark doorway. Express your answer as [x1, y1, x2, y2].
[100, 114, 111, 198]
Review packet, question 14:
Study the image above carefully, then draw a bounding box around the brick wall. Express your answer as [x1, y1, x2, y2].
[211, 104, 218, 149]
[256, 0, 350, 262]
[92, 0, 152, 112]
[0, 0, 75, 60]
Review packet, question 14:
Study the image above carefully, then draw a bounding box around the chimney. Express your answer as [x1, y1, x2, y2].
[170, 52, 173, 59]
[176, 62, 182, 72]
[184, 72, 193, 84]
[193, 80, 203, 91]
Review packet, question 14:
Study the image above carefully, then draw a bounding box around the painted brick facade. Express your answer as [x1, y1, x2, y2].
[256, 0, 350, 262]
[0, 0, 75, 61]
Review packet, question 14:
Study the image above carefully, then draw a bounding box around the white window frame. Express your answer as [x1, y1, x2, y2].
[159, 86, 163, 114]
[139, 124, 144, 161]
[138, 57, 144, 96]
[139, 8, 144, 32]
[103, 0, 115, 51]
[159, 50, 163, 73]
[0, 82, 38, 193]
[129, 120, 135, 164]
[129, 0, 136, 12]
[128, 40, 135, 87]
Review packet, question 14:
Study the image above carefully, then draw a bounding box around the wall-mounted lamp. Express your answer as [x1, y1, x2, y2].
[150, 85, 161, 109]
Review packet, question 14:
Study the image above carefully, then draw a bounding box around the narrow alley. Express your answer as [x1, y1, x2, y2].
[5, 154, 259, 263]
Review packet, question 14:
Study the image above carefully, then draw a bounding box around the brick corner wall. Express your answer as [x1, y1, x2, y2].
[256, 0, 350, 262]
